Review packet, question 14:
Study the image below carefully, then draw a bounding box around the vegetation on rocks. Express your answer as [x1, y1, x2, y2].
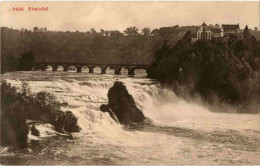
[147, 30, 260, 113]
[0, 81, 80, 148]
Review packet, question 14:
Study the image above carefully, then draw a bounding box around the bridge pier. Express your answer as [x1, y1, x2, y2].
[128, 67, 136, 75]
[39, 64, 46, 71]
[76, 67, 82, 73]
[52, 65, 58, 72]
[101, 68, 106, 74]
[88, 66, 94, 73]
[64, 66, 68, 72]
[41, 65, 46, 71]
[100, 66, 107, 74]
[128, 69, 135, 75]
[114, 67, 122, 75]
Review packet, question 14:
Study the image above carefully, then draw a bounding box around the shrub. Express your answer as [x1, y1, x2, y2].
[0, 81, 80, 148]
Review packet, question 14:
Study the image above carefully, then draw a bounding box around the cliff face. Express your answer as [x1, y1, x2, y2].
[100, 81, 145, 124]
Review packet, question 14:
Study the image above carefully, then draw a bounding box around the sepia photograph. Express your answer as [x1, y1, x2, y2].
[0, 1, 260, 165]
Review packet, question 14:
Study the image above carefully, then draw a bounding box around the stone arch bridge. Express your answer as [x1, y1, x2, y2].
[33, 63, 150, 75]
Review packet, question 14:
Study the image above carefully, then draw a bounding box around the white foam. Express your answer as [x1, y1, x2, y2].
[28, 123, 57, 140]
[5, 72, 260, 137]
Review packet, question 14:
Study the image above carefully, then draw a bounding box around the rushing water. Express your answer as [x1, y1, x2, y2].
[1, 69, 260, 165]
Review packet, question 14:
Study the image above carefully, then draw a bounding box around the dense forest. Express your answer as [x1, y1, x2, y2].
[147, 27, 260, 113]
[1, 25, 197, 73]
[2, 24, 260, 112]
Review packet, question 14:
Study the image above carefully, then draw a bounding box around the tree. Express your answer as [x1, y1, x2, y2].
[183, 31, 192, 42]
[157, 27, 174, 39]
[100, 29, 105, 36]
[90, 28, 96, 34]
[110, 30, 123, 38]
[243, 25, 250, 41]
[105, 31, 110, 36]
[2, 56, 18, 73]
[124, 26, 139, 36]
[33, 27, 39, 32]
[151, 28, 159, 35]
[40, 28, 44, 33]
[19, 52, 35, 71]
[142, 27, 151, 36]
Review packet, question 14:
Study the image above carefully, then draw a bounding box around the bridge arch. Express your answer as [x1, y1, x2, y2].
[105, 67, 114, 75]
[121, 67, 129, 75]
[93, 66, 102, 74]
[134, 68, 147, 76]
[46, 65, 53, 71]
[86, 65, 102, 74]
[52, 64, 59, 71]
[65, 66, 77, 72]
[32, 63, 150, 75]
[121, 66, 148, 76]
[57, 65, 64, 71]
[81, 66, 89, 73]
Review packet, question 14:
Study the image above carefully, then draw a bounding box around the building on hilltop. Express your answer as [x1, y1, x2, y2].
[215, 24, 220, 29]
[191, 22, 242, 43]
[191, 23, 221, 43]
[212, 28, 222, 38]
[196, 23, 212, 40]
[221, 24, 240, 36]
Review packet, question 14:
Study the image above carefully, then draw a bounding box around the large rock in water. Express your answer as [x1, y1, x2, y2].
[100, 81, 145, 124]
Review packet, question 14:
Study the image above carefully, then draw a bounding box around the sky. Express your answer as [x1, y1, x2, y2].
[1, 1, 259, 32]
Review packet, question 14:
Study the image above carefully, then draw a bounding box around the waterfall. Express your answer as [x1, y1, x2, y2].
[5, 72, 258, 134]
[3, 71, 260, 165]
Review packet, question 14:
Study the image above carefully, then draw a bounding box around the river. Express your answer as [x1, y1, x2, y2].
[1, 69, 260, 165]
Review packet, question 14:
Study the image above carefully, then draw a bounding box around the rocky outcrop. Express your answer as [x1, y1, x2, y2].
[0, 110, 29, 149]
[31, 124, 40, 136]
[100, 104, 120, 123]
[100, 81, 145, 124]
[53, 111, 81, 133]
[1, 81, 80, 149]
